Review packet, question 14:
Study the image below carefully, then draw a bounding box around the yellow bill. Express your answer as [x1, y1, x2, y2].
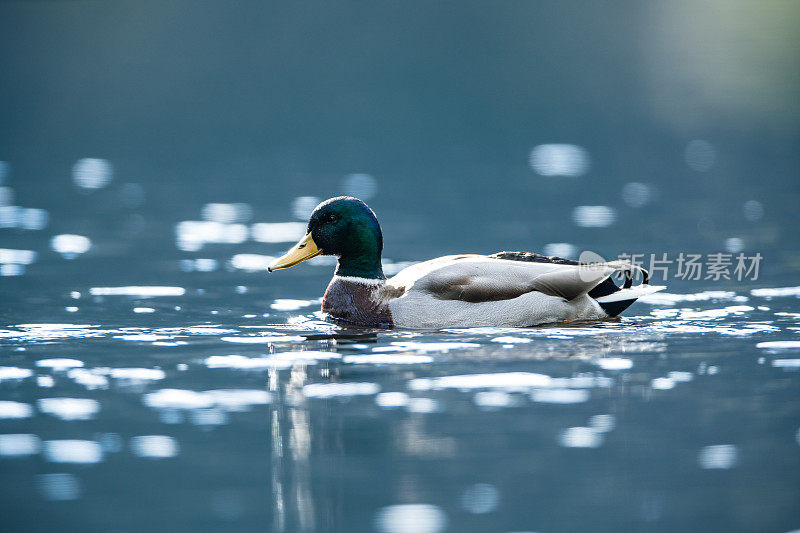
[268, 233, 321, 272]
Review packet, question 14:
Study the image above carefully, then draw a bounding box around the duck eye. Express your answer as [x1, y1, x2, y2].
[326, 214, 339, 224]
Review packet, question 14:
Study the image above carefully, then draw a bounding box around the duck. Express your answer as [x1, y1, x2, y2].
[268, 196, 665, 329]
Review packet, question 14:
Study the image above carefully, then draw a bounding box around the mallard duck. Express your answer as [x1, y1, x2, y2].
[268, 197, 665, 328]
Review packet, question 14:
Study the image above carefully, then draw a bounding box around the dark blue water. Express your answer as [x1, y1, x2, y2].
[2, 2, 799, 532]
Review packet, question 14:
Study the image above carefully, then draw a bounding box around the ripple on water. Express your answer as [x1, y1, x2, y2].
[89, 286, 185, 297]
[143, 389, 215, 410]
[458, 483, 500, 514]
[37, 398, 100, 421]
[595, 358, 633, 370]
[639, 291, 741, 305]
[35, 359, 84, 371]
[66, 369, 109, 390]
[0, 366, 33, 381]
[531, 388, 590, 404]
[490, 336, 532, 344]
[750, 286, 800, 298]
[343, 354, 434, 365]
[108, 368, 166, 381]
[0, 434, 41, 457]
[270, 299, 316, 311]
[6, 325, 107, 342]
[406, 397, 441, 413]
[43, 440, 103, 464]
[205, 354, 293, 370]
[220, 335, 305, 344]
[375, 392, 411, 408]
[559, 426, 603, 448]
[473, 390, 517, 409]
[143, 388, 271, 413]
[0, 401, 34, 419]
[589, 414, 616, 432]
[771, 359, 800, 368]
[698, 444, 739, 469]
[203, 389, 271, 411]
[373, 341, 481, 354]
[651, 377, 676, 390]
[302, 382, 380, 399]
[130, 435, 179, 459]
[757, 341, 800, 350]
[409, 372, 552, 391]
[36, 473, 82, 501]
[374, 504, 447, 533]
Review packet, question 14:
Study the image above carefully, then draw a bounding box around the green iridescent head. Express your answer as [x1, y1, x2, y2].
[268, 196, 385, 279]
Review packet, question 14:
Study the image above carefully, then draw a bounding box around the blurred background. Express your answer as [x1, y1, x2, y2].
[1, 0, 798, 286]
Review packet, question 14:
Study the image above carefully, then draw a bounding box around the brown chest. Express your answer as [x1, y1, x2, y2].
[321, 278, 394, 328]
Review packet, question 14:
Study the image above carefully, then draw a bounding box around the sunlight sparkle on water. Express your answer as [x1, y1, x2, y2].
[201, 203, 252, 224]
[0, 434, 41, 457]
[373, 341, 480, 354]
[36, 358, 84, 371]
[409, 372, 551, 391]
[205, 354, 293, 370]
[302, 382, 380, 399]
[0, 248, 37, 264]
[72, 158, 112, 189]
[230, 253, 276, 271]
[374, 504, 447, 533]
[43, 440, 103, 464]
[0, 367, 34, 381]
[271, 299, 315, 311]
[743, 200, 764, 221]
[698, 444, 738, 469]
[220, 334, 305, 344]
[459, 483, 500, 514]
[251, 222, 306, 243]
[343, 354, 434, 364]
[473, 390, 516, 409]
[375, 392, 411, 408]
[542, 242, 577, 259]
[531, 388, 590, 404]
[572, 206, 616, 228]
[751, 286, 800, 298]
[89, 286, 185, 296]
[342, 173, 378, 200]
[130, 435, 179, 459]
[291, 196, 321, 220]
[36, 473, 81, 501]
[37, 398, 100, 420]
[175, 221, 248, 251]
[622, 182, 655, 208]
[529, 144, 589, 177]
[50, 234, 91, 258]
[596, 358, 633, 370]
[559, 427, 603, 448]
[0, 401, 34, 419]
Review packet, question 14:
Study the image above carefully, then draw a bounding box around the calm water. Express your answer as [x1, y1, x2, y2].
[2, 254, 800, 532]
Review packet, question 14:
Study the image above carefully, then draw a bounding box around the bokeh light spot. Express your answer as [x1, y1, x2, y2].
[72, 158, 113, 190]
[342, 173, 378, 200]
[529, 144, 590, 177]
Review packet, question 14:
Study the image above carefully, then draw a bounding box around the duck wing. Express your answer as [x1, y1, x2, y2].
[387, 255, 618, 303]
[489, 250, 663, 315]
